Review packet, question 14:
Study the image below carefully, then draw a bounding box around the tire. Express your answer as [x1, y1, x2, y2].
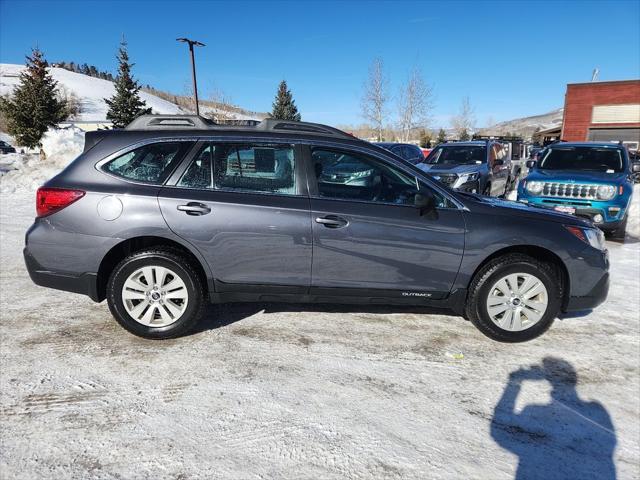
[501, 177, 512, 197]
[107, 248, 206, 339]
[605, 215, 627, 241]
[465, 254, 562, 342]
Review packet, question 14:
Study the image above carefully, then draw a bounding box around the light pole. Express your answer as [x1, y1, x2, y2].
[177, 37, 205, 116]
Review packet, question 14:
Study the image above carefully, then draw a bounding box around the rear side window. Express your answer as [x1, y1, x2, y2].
[103, 142, 192, 184]
[178, 143, 297, 195]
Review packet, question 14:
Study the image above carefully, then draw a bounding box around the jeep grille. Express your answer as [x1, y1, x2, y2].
[541, 182, 599, 200]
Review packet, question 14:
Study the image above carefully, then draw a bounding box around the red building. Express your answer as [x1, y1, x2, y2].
[561, 80, 640, 150]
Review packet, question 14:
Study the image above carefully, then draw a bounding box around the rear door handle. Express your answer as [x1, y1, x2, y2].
[177, 202, 211, 216]
[315, 215, 348, 228]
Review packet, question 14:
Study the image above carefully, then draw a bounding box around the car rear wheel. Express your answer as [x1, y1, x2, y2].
[107, 248, 205, 339]
[465, 253, 562, 342]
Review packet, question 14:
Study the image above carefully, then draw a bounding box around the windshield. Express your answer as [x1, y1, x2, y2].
[426, 146, 485, 165]
[538, 147, 624, 172]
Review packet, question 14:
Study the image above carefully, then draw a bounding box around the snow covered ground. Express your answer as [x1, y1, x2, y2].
[0, 128, 84, 193]
[0, 63, 181, 121]
[0, 64, 263, 124]
[0, 151, 639, 478]
[0, 191, 639, 479]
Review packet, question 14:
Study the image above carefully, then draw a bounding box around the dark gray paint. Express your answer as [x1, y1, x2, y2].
[24, 125, 610, 313]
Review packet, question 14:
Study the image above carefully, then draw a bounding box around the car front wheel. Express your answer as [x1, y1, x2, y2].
[465, 253, 562, 342]
[107, 248, 205, 339]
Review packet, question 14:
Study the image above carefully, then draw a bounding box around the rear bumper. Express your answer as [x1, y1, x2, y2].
[23, 248, 100, 301]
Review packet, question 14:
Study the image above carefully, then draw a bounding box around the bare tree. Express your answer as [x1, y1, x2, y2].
[396, 67, 434, 142]
[361, 57, 389, 141]
[206, 85, 236, 123]
[451, 96, 476, 139]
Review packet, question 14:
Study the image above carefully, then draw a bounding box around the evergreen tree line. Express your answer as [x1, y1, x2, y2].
[54, 61, 115, 82]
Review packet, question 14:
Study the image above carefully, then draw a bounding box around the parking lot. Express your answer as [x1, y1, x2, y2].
[1, 190, 639, 479]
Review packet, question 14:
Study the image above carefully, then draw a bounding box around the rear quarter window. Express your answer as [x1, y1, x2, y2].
[102, 142, 193, 184]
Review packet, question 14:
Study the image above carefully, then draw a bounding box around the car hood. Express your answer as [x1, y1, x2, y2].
[420, 163, 483, 175]
[457, 192, 592, 227]
[526, 169, 626, 184]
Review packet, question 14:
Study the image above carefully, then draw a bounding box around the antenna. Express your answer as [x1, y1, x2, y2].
[591, 67, 599, 82]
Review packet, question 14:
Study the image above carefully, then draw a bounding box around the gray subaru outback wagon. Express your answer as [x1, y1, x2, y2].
[24, 115, 610, 342]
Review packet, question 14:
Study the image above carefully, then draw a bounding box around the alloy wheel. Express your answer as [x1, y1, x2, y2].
[485, 272, 548, 332]
[121, 265, 189, 327]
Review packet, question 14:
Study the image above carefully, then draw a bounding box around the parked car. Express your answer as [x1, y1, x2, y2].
[417, 140, 512, 196]
[373, 142, 424, 165]
[529, 146, 544, 160]
[25, 115, 609, 342]
[0, 140, 16, 154]
[518, 142, 639, 239]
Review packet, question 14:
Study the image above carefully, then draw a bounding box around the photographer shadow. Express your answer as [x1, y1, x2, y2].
[491, 357, 616, 480]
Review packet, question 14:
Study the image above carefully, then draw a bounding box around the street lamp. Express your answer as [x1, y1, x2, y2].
[177, 37, 205, 116]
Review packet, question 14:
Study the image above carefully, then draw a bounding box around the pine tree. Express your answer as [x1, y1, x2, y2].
[104, 40, 151, 128]
[436, 128, 447, 144]
[419, 129, 432, 148]
[459, 129, 470, 141]
[270, 80, 301, 121]
[0, 48, 68, 148]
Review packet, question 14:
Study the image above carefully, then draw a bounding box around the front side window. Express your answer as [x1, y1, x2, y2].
[539, 147, 624, 173]
[104, 142, 191, 184]
[427, 145, 486, 165]
[178, 143, 297, 195]
[312, 148, 448, 207]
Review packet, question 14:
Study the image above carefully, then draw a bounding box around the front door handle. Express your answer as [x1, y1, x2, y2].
[315, 215, 348, 228]
[177, 202, 211, 216]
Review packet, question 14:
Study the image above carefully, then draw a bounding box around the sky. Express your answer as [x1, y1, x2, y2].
[1, 0, 639, 128]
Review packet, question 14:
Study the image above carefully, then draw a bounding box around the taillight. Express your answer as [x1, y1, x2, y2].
[36, 187, 85, 218]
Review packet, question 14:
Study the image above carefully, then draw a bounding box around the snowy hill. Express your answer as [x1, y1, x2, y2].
[0, 63, 182, 121]
[477, 108, 564, 138]
[0, 63, 265, 122]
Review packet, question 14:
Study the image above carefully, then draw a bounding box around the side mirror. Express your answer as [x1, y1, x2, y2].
[526, 160, 536, 169]
[415, 192, 435, 216]
[632, 162, 640, 173]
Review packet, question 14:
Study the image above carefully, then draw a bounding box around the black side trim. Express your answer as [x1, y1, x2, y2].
[209, 282, 467, 313]
[214, 280, 308, 295]
[24, 249, 100, 302]
[310, 286, 447, 300]
[565, 272, 609, 311]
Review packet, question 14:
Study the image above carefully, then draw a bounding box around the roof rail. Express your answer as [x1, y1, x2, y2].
[125, 114, 216, 130]
[255, 118, 354, 139]
[124, 114, 355, 140]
